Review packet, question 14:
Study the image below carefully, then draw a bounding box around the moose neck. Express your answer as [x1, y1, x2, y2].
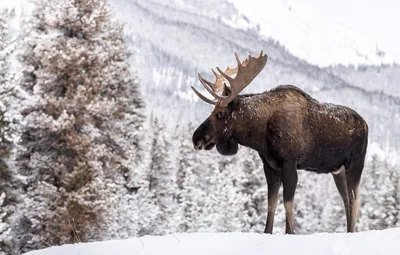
[231, 94, 271, 153]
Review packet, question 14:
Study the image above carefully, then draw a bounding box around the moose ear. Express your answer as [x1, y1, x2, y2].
[222, 83, 231, 96]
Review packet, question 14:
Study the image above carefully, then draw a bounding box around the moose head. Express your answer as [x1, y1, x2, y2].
[191, 51, 268, 156]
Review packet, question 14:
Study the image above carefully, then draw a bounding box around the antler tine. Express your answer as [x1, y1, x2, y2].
[234, 52, 242, 68]
[191, 86, 217, 105]
[212, 68, 218, 78]
[198, 73, 214, 89]
[198, 73, 224, 100]
[224, 66, 239, 77]
[216, 66, 233, 81]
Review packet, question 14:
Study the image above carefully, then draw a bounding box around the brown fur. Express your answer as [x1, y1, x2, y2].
[193, 85, 368, 234]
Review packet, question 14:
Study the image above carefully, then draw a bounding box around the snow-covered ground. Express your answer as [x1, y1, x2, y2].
[24, 228, 400, 255]
[228, 0, 400, 66]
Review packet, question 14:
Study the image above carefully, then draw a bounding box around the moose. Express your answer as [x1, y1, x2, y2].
[191, 50, 368, 234]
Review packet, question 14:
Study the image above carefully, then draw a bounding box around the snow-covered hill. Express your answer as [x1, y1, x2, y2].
[24, 228, 400, 255]
[228, 0, 400, 66]
[3, 0, 400, 155]
[106, 0, 400, 156]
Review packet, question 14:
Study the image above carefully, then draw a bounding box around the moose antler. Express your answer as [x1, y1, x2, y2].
[192, 50, 268, 107]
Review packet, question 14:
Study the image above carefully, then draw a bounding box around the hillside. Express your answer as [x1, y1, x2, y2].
[24, 228, 400, 255]
[109, 0, 400, 154]
[228, 0, 400, 66]
[2, 0, 400, 151]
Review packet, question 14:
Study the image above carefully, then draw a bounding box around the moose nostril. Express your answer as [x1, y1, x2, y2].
[194, 140, 204, 150]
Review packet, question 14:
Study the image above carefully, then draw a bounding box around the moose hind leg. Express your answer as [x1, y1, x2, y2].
[345, 159, 364, 232]
[332, 167, 350, 231]
[281, 160, 298, 234]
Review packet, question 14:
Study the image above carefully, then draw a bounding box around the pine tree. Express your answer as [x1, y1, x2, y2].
[0, 7, 18, 177]
[147, 115, 179, 235]
[0, 7, 12, 186]
[359, 155, 400, 231]
[0, 193, 10, 255]
[107, 115, 160, 239]
[202, 155, 250, 232]
[175, 123, 250, 233]
[12, 0, 146, 251]
[0, 8, 21, 254]
[296, 171, 334, 233]
[235, 148, 268, 232]
[175, 122, 210, 232]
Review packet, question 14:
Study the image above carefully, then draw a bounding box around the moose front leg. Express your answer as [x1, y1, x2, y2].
[259, 154, 281, 234]
[281, 160, 298, 234]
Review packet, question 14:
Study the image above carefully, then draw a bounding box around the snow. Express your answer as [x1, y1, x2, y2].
[227, 0, 400, 67]
[0, 0, 25, 11]
[2, 0, 400, 254]
[0, 0, 32, 32]
[24, 228, 400, 255]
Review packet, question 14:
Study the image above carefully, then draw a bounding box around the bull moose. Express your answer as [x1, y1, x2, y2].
[191, 50, 368, 234]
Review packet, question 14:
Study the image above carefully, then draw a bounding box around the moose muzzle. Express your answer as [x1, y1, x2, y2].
[192, 121, 216, 151]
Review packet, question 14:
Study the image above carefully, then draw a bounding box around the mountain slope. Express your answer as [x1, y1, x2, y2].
[110, 0, 400, 154]
[228, 0, 400, 66]
[2, 0, 399, 152]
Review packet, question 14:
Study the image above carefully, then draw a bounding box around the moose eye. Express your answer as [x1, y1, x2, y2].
[216, 112, 224, 120]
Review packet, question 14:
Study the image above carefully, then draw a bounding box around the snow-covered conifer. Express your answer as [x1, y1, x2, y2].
[0, 8, 22, 254]
[12, 0, 146, 251]
[202, 156, 250, 232]
[359, 155, 400, 231]
[174, 123, 210, 232]
[235, 148, 268, 231]
[147, 116, 179, 234]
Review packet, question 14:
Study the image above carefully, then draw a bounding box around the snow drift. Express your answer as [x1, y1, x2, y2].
[25, 228, 400, 255]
